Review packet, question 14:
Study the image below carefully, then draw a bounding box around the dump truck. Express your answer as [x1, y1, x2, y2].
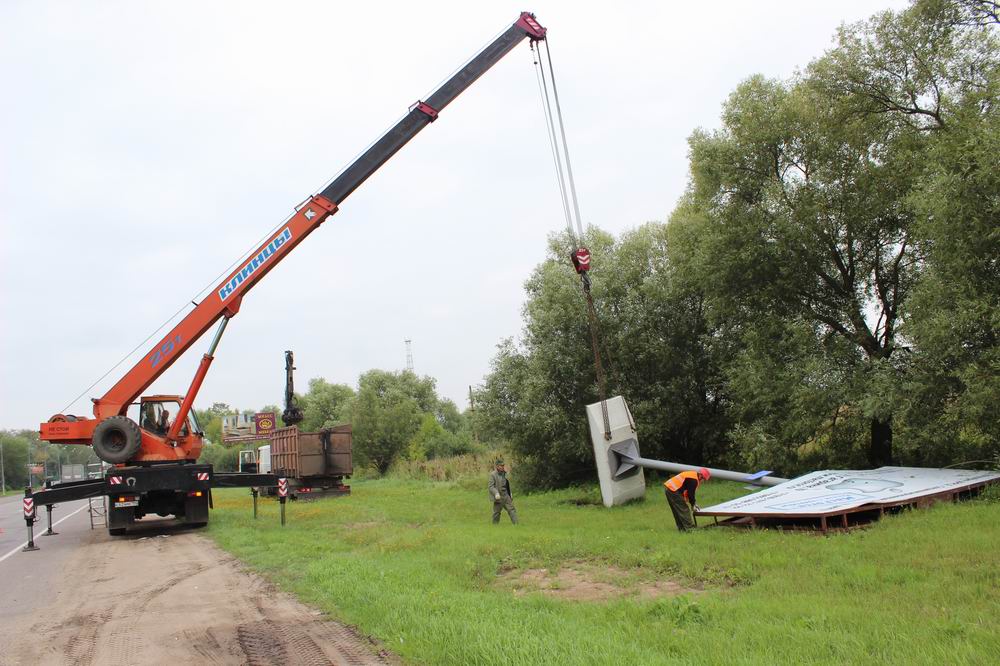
[240, 426, 352, 499]
[234, 351, 353, 498]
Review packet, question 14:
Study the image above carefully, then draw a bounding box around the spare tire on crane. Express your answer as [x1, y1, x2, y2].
[92, 416, 142, 464]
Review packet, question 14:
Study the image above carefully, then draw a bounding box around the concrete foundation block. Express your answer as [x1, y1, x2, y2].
[587, 396, 645, 507]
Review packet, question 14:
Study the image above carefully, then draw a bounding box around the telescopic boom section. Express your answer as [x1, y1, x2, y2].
[43, 12, 546, 441]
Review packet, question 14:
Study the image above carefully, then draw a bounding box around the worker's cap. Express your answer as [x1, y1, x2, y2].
[495, 458, 505, 466]
[698, 467, 711, 480]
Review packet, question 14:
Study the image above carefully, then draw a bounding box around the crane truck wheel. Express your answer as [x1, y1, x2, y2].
[92, 416, 142, 463]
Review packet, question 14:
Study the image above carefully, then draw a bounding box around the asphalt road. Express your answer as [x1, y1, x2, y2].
[0, 493, 96, 622]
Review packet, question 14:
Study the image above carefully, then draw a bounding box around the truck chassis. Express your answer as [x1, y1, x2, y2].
[29, 463, 276, 535]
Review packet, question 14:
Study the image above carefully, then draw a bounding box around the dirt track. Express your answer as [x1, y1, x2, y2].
[0, 525, 394, 666]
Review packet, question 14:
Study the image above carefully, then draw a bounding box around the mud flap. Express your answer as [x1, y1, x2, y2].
[108, 501, 135, 535]
[184, 492, 210, 526]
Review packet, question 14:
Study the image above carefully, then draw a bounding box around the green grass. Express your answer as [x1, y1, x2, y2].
[207, 479, 1000, 665]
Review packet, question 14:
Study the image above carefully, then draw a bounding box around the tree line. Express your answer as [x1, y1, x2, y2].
[196, 369, 479, 474]
[474, 0, 1000, 489]
[0, 430, 98, 492]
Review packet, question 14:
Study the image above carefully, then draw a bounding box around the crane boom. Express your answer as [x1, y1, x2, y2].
[41, 12, 546, 455]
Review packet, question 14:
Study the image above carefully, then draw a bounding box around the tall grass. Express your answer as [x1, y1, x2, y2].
[384, 450, 505, 483]
[208, 478, 1000, 665]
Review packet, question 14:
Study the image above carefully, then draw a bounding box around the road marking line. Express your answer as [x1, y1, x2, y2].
[0, 503, 90, 564]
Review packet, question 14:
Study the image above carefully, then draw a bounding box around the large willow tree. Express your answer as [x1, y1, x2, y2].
[672, 0, 998, 466]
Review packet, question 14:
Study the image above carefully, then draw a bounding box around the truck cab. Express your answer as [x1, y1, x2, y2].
[258, 445, 271, 474]
[238, 445, 271, 474]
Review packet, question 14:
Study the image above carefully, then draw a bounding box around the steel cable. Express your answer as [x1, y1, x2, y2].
[532, 43, 575, 246]
[543, 38, 585, 242]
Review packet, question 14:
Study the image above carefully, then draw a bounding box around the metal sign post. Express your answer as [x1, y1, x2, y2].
[43, 504, 58, 536]
[278, 477, 288, 526]
[41, 480, 58, 536]
[22, 489, 39, 552]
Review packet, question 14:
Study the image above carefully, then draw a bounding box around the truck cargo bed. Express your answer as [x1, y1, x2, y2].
[271, 425, 353, 479]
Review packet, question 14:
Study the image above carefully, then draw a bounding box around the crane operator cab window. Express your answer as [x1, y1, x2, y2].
[136, 400, 199, 438]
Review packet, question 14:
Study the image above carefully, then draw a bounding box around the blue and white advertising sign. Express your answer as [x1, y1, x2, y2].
[701, 467, 1000, 516]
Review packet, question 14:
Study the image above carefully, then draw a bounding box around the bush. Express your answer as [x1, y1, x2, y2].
[387, 451, 505, 483]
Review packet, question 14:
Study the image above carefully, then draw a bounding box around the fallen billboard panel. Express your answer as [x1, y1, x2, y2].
[699, 466, 1000, 531]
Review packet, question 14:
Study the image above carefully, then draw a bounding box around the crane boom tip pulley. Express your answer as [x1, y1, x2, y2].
[516, 12, 547, 41]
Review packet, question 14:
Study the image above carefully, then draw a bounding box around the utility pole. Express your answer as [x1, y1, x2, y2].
[405, 339, 414, 372]
[1, 438, 6, 495]
[468, 385, 479, 444]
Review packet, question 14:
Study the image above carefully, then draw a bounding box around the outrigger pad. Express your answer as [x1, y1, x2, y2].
[587, 397, 646, 507]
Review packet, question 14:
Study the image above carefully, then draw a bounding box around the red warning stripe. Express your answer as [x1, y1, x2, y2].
[278, 478, 288, 497]
[23, 498, 34, 517]
[196, 472, 209, 481]
[109, 476, 123, 485]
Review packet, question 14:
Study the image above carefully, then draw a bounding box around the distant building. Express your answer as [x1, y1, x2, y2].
[221, 412, 257, 438]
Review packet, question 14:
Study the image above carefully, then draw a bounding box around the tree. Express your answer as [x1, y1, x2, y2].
[946, 1, 1000, 26]
[349, 370, 444, 474]
[670, 0, 1000, 467]
[198, 442, 240, 472]
[299, 379, 355, 431]
[1, 431, 30, 491]
[475, 225, 732, 488]
[898, 17, 1000, 462]
[407, 413, 471, 460]
[603, 223, 732, 467]
[676, 65, 922, 464]
[435, 399, 464, 435]
[476, 230, 616, 489]
[194, 402, 235, 444]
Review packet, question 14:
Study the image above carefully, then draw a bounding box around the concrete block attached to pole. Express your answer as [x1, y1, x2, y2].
[589, 398, 789, 508]
[587, 397, 645, 507]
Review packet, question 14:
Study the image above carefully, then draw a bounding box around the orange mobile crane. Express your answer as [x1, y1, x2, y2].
[30, 12, 547, 535]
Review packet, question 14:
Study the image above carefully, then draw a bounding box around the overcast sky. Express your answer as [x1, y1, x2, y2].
[0, 0, 908, 430]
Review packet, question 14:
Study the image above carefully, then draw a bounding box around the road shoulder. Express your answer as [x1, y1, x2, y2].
[0, 524, 395, 665]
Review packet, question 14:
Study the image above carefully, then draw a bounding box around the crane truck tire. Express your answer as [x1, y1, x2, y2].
[92, 416, 142, 463]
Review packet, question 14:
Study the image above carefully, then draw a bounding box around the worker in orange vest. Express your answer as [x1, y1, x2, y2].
[663, 468, 711, 531]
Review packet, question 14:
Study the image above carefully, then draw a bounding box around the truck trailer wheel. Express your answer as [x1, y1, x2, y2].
[92, 416, 142, 463]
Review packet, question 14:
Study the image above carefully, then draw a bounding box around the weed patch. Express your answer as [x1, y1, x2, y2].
[499, 560, 702, 602]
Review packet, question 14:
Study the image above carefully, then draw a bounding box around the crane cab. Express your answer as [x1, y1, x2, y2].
[128, 395, 205, 462]
[135, 396, 199, 439]
[41, 395, 205, 463]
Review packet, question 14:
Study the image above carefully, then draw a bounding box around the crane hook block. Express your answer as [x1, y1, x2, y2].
[571, 247, 592, 273]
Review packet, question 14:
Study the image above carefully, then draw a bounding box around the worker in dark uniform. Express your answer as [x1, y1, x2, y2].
[663, 467, 710, 531]
[156, 409, 171, 436]
[488, 459, 518, 524]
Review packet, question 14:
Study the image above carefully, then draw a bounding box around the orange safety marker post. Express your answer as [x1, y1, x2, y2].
[278, 478, 288, 526]
[22, 488, 39, 552]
